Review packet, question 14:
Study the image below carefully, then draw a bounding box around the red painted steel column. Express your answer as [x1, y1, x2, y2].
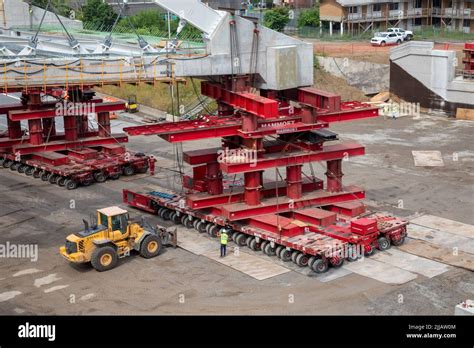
[64, 116, 78, 141]
[97, 112, 111, 137]
[242, 113, 258, 132]
[326, 159, 343, 192]
[286, 165, 303, 199]
[42, 118, 56, 137]
[244, 171, 262, 206]
[7, 117, 22, 139]
[206, 162, 223, 195]
[28, 119, 43, 145]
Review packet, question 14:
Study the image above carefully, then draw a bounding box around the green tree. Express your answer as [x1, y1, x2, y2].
[263, 7, 290, 32]
[82, 0, 117, 29]
[297, 7, 320, 28]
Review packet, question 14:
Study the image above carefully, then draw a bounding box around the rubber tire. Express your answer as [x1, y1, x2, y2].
[110, 173, 121, 180]
[40, 171, 50, 181]
[377, 236, 391, 251]
[196, 221, 208, 234]
[193, 219, 200, 230]
[48, 174, 59, 184]
[136, 166, 149, 174]
[329, 256, 344, 268]
[57, 177, 67, 187]
[0, 158, 4, 167]
[275, 245, 284, 258]
[380, 41, 386, 47]
[235, 233, 247, 247]
[311, 258, 329, 273]
[161, 209, 171, 221]
[260, 241, 269, 253]
[140, 234, 163, 258]
[91, 246, 118, 272]
[249, 238, 261, 251]
[183, 216, 194, 229]
[25, 166, 35, 176]
[3, 160, 12, 168]
[208, 225, 220, 238]
[205, 223, 213, 234]
[391, 236, 405, 246]
[33, 170, 41, 179]
[263, 242, 276, 256]
[94, 172, 107, 183]
[17, 165, 27, 173]
[295, 253, 309, 267]
[280, 249, 292, 262]
[397, 39, 401, 44]
[65, 179, 78, 190]
[123, 166, 135, 176]
[308, 256, 317, 268]
[364, 245, 375, 257]
[10, 162, 20, 171]
[347, 245, 360, 262]
[291, 250, 300, 263]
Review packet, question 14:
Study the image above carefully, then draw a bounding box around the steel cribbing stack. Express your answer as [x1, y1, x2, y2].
[122, 76, 409, 274]
[0, 86, 154, 189]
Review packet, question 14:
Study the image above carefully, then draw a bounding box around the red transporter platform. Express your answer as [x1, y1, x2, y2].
[0, 87, 154, 189]
[123, 78, 408, 273]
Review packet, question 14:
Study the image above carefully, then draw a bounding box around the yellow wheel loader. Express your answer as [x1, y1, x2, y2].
[59, 206, 177, 272]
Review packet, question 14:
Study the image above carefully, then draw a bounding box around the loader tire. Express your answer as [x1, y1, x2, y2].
[91, 246, 118, 272]
[140, 235, 163, 258]
[377, 236, 391, 251]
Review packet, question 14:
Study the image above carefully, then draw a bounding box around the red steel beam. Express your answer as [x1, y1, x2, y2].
[11, 134, 128, 154]
[8, 101, 124, 121]
[220, 142, 365, 174]
[317, 107, 379, 123]
[201, 82, 279, 119]
[220, 186, 365, 221]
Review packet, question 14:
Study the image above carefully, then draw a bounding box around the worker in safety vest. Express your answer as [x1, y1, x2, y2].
[218, 227, 230, 257]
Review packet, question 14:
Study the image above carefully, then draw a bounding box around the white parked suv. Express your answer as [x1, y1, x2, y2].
[370, 32, 404, 46]
[387, 27, 414, 41]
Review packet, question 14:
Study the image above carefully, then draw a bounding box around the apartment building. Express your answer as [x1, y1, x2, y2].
[320, 0, 474, 35]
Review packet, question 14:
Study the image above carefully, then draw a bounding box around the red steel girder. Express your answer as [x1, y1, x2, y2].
[0, 131, 101, 149]
[317, 104, 379, 123]
[186, 179, 322, 209]
[298, 87, 341, 112]
[220, 142, 365, 174]
[8, 101, 124, 121]
[220, 185, 365, 221]
[201, 81, 279, 119]
[11, 134, 128, 155]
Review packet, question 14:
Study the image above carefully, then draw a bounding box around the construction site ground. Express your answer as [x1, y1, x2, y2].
[1, 89, 473, 315]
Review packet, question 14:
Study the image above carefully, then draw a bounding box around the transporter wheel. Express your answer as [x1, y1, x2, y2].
[48, 174, 59, 184]
[291, 250, 300, 263]
[263, 242, 276, 256]
[364, 245, 375, 257]
[25, 166, 35, 176]
[3, 160, 12, 168]
[249, 238, 261, 251]
[57, 177, 67, 187]
[161, 209, 172, 221]
[280, 248, 292, 262]
[235, 233, 247, 247]
[311, 258, 329, 273]
[65, 179, 78, 190]
[169, 211, 179, 224]
[183, 216, 194, 229]
[295, 253, 309, 267]
[17, 165, 27, 173]
[208, 225, 220, 238]
[123, 166, 135, 176]
[197, 221, 208, 234]
[260, 241, 269, 253]
[136, 166, 149, 174]
[91, 246, 118, 272]
[140, 235, 163, 258]
[110, 173, 121, 180]
[40, 171, 50, 181]
[10, 162, 20, 171]
[193, 219, 200, 230]
[82, 178, 93, 187]
[0, 158, 4, 167]
[308, 256, 317, 268]
[275, 246, 284, 258]
[93, 172, 107, 183]
[377, 236, 391, 251]
[347, 245, 360, 262]
[33, 170, 41, 178]
[329, 256, 344, 268]
[391, 236, 405, 246]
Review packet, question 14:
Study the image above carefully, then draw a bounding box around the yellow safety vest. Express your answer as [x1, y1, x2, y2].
[220, 233, 228, 245]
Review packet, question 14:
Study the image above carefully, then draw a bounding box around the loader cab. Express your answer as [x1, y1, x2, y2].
[97, 206, 130, 240]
